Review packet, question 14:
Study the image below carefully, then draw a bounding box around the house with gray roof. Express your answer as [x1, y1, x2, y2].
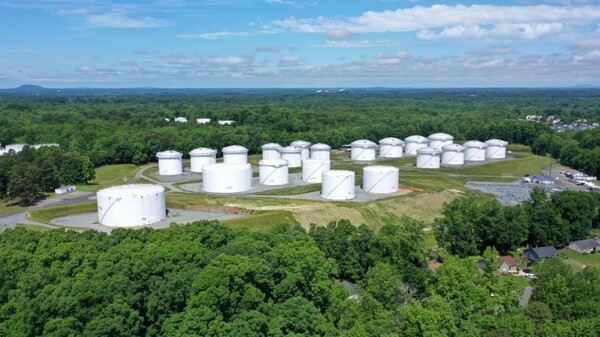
[568, 238, 600, 254]
[524, 246, 558, 262]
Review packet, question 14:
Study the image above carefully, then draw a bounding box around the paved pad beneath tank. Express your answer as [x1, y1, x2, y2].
[256, 186, 414, 203]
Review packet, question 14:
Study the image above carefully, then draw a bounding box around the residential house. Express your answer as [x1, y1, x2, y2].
[524, 246, 558, 262]
[497, 256, 518, 274]
[568, 238, 600, 254]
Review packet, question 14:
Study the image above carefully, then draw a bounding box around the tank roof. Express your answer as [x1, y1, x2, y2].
[404, 135, 428, 142]
[98, 184, 164, 197]
[428, 132, 454, 140]
[350, 139, 377, 147]
[310, 143, 331, 150]
[259, 159, 288, 167]
[262, 143, 282, 149]
[364, 165, 399, 173]
[463, 140, 487, 148]
[379, 137, 404, 145]
[417, 146, 441, 154]
[291, 140, 311, 148]
[280, 146, 302, 153]
[222, 145, 248, 153]
[203, 163, 251, 172]
[190, 147, 217, 155]
[442, 144, 465, 151]
[156, 150, 182, 158]
[323, 170, 355, 177]
[485, 139, 508, 146]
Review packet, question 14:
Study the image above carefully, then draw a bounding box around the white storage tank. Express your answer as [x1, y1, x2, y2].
[202, 163, 252, 193]
[291, 140, 311, 160]
[97, 184, 166, 228]
[464, 140, 487, 162]
[485, 139, 508, 159]
[222, 145, 249, 164]
[261, 143, 283, 160]
[404, 135, 429, 155]
[379, 137, 404, 158]
[441, 144, 465, 167]
[427, 133, 454, 150]
[156, 150, 183, 176]
[259, 159, 289, 186]
[416, 147, 441, 169]
[362, 166, 399, 194]
[310, 143, 331, 160]
[189, 147, 217, 173]
[321, 170, 356, 200]
[302, 159, 331, 183]
[350, 139, 377, 161]
[280, 146, 302, 168]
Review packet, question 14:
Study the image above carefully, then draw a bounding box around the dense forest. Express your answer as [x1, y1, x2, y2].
[1, 219, 599, 337]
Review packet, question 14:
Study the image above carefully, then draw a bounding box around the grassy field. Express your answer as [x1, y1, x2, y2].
[221, 210, 298, 231]
[29, 202, 97, 224]
[78, 164, 141, 192]
[0, 199, 30, 215]
[561, 250, 600, 269]
[15, 224, 53, 232]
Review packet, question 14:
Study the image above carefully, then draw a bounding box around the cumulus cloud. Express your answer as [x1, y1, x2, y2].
[325, 28, 354, 40]
[176, 31, 251, 39]
[76, 66, 95, 73]
[56, 8, 89, 16]
[118, 60, 138, 67]
[571, 38, 600, 50]
[85, 12, 167, 28]
[205, 56, 248, 65]
[278, 55, 302, 66]
[256, 46, 282, 52]
[315, 39, 394, 48]
[418, 23, 565, 40]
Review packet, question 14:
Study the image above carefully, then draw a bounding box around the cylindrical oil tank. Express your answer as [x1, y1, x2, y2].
[280, 146, 302, 168]
[97, 184, 166, 228]
[189, 147, 217, 173]
[222, 145, 249, 164]
[310, 143, 331, 160]
[291, 140, 311, 160]
[416, 147, 441, 169]
[302, 159, 331, 183]
[350, 139, 377, 161]
[202, 163, 252, 193]
[485, 139, 508, 159]
[427, 133, 454, 150]
[156, 150, 183, 176]
[404, 135, 428, 155]
[464, 140, 487, 162]
[321, 170, 356, 200]
[259, 159, 289, 186]
[379, 137, 404, 158]
[441, 144, 465, 166]
[261, 143, 282, 160]
[362, 166, 399, 194]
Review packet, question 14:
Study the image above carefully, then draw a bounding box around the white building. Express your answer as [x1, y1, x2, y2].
[379, 137, 404, 158]
[441, 144, 465, 166]
[404, 135, 428, 155]
[427, 133, 454, 150]
[189, 148, 217, 173]
[97, 184, 166, 227]
[262, 143, 283, 160]
[222, 145, 249, 164]
[218, 120, 235, 125]
[362, 166, 399, 194]
[310, 143, 331, 160]
[259, 159, 289, 186]
[156, 150, 183, 175]
[174, 117, 188, 123]
[202, 163, 252, 193]
[464, 140, 487, 162]
[55, 185, 76, 195]
[416, 147, 441, 169]
[196, 118, 211, 125]
[350, 139, 377, 161]
[485, 139, 508, 159]
[321, 170, 356, 200]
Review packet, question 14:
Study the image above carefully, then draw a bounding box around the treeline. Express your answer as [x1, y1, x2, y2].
[1, 220, 599, 336]
[435, 189, 600, 257]
[0, 146, 94, 204]
[0, 90, 593, 166]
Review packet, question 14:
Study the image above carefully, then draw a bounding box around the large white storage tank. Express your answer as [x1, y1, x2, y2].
[202, 163, 252, 193]
[485, 139, 508, 159]
[362, 166, 399, 194]
[302, 159, 331, 183]
[379, 137, 404, 158]
[404, 135, 428, 155]
[156, 150, 183, 176]
[97, 184, 166, 228]
[310, 143, 331, 160]
[350, 139, 377, 161]
[441, 144, 465, 167]
[189, 148, 217, 173]
[291, 140, 311, 160]
[280, 146, 302, 168]
[464, 140, 487, 162]
[427, 133, 454, 150]
[416, 147, 441, 169]
[321, 170, 356, 200]
[222, 145, 249, 164]
[259, 159, 289, 186]
[262, 143, 282, 160]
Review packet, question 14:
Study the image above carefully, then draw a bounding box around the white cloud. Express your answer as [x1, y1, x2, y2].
[256, 46, 282, 52]
[278, 55, 302, 66]
[325, 28, 354, 40]
[118, 60, 138, 67]
[85, 11, 166, 28]
[76, 66, 95, 73]
[418, 23, 565, 40]
[56, 8, 89, 16]
[205, 56, 248, 65]
[315, 39, 394, 48]
[571, 38, 600, 50]
[176, 31, 251, 39]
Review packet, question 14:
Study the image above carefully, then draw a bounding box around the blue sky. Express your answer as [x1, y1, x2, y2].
[1, 0, 600, 88]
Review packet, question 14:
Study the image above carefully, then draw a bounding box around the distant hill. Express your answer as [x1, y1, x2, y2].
[0, 84, 53, 94]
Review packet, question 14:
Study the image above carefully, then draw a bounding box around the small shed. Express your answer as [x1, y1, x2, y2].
[497, 256, 518, 274]
[55, 185, 76, 195]
[568, 238, 600, 254]
[532, 175, 554, 184]
[524, 246, 558, 262]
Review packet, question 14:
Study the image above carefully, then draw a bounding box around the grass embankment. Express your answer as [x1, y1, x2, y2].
[222, 211, 297, 231]
[29, 202, 97, 224]
[78, 164, 141, 192]
[15, 224, 53, 232]
[0, 199, 30, 215]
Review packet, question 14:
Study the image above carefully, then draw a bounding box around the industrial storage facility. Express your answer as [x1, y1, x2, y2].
[464, 140, 487, 162]
[291, 140, 311, 160]
[302, 159, 331, 183]
[310, 143, 331, 160]
[441, 144, 465, 166]
[416, 147, 441, 169]
[259, 159, 289, 186]
[222, 145, 249, 164]
[156, 150, 183, 176]
[189, 148, 217, 173]
[321, 170, 356, 200]
[485, 139, 509, 159]
[202, 163, 252, 193]
[404, 135, 429, 155]
[378, 137, 404, 158]
[261, 143, 283, 160]
[427, 133, 454, 150]
[97, 184, 166, 228]
[362, 166, 399, 194]
[280, 146, 302, 167]
[350, 139, 377, 161]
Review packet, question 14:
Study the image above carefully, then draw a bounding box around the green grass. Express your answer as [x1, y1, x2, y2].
[254, 184, 321, 196]
[29, 202, 97, 224]
[423, 230, 438, 250]
[15, 224, 53, 232]
[221, 210, 298, 231]
[0, 199, 30, 215]
[78, 164, 141, 192]
[507, 274, 531, 291]
[561, 250, 600, 269]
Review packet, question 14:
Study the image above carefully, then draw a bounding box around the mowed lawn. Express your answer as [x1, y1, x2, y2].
[78, 164, 141, 192]
[561, 250, 600, 269]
